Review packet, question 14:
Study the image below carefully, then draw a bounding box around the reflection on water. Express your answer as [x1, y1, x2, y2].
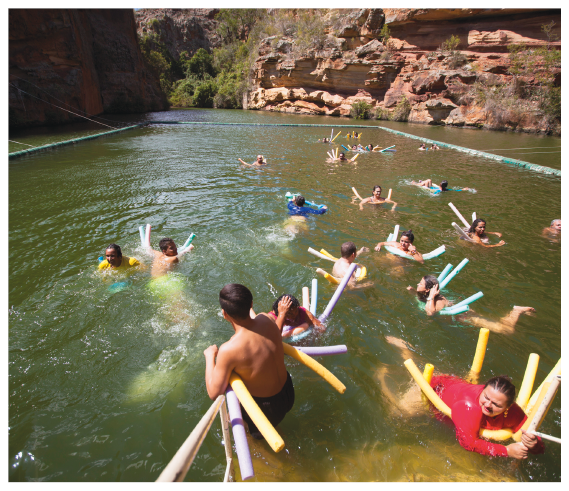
[9, 109, 560, 481]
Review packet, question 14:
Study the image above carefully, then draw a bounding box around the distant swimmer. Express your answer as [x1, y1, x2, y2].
[98, 243, 141, 272]
[465, 218, 505, 248]
[406, 275, 448, 315]
[377, 338, 545, 459]
[359, 185, 397, 211]
[318, 137, 330, 143]
[332, 241, 370, 288]
[375, 229, 424, 264]
[261, 294, 324, 339]
[338, 152, 348, 161]
[418, 143, 427, 151]
[238, 155, 267, 167]
[287, 195, 327, 216]
[204, 284, 294, 440]
[149, 237, 193, 278]
[411, 179, 470, 193]
[430, 143, 440, 150]
[542, 219, 561, 239]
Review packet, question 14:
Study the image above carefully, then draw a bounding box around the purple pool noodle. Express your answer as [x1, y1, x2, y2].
[225, 387, 254, 480]
[296, 345, 347, 356]
[318, 262, 358, 323]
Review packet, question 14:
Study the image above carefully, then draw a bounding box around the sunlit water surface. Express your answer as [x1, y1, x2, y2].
[9, 109, 561, 481]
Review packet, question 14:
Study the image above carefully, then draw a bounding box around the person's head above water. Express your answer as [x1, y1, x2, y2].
[416, 274, 439, 295]
[339, 152, 346, 159]
[256, 155, 264, 164]
[272, 294, 300, 320]
[372, 185, 382, 196]
[469, 218, 486, 235]
[340, 241, 357, 259]
[293, 195, 305, 207]
[105, 243, 123, 267]
[159, 238, 178, 256]
[480, 375, 516, 417]
[219, 283, 253, 321]
[352, 145, 357, 150]
[440, 180, 448, 191]
[400, 229, 415, 245]
[551, 219, 561, 231]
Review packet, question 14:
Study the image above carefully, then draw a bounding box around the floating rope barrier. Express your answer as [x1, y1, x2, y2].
[8, 124, 145, 160]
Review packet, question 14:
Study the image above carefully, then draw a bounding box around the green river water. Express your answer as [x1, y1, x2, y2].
[9, 109, 561, 481]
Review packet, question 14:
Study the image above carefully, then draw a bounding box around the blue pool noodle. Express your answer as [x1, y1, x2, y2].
[439, 304, 470, 315]
[452, 291, 484, 309]
[437, 264, 453, 283]
[182, 233, 196, 250]
[439, 258, 469, 289]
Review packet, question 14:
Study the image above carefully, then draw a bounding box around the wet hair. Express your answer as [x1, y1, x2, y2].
[341, 241, 357, 258]
[294, 195, 305, 207]
[352, 145, 357, 150]
[468, 219, 486, 234]
[373, 185, 382, 193]
[440, 180, 448, 191]
[484, 375, 516, 407]
[272, 294, 300, 316]
[159, 238, 176, 251]
[418, 275, 440, 302]
[339, 153, 345, 158]
[401, 230, 415, 243]
[551, 219, 561, 226]
[106, 243, 122, 257]
[368, 144, 373, 150]
[219, 283, 253, 320]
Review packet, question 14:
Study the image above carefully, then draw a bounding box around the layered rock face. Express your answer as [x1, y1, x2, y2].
[248, 8, 560, 132]
[9, 9, 167, 129]
[134, 9, 221, 60]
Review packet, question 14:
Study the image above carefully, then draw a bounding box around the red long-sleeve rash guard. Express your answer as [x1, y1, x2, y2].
[430, 375, 545, 457]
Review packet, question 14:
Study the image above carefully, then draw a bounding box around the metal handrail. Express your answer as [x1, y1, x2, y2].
[156, 395, 234, 482]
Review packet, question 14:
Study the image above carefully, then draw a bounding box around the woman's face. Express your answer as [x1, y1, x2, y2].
[285, 305, 299, 322]
[416, 278, 427, 292]
[373, 188, 382, 198]
[474, 221, 486, 235]
[479, 386, 509, 417]
[399, 236, 411, 251]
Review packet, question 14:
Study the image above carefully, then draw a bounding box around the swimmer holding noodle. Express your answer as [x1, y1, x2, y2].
[406, 275, 535, 332]
[359, 185, 397, 211]
[204, 284, 294, 441]
[98, 243, 141, 272]
[375, 230, 424, 264]
[332, 241, 372, 289]
[465, 219, 505, 247]
[262, 294, 324, 339]
[148, 238, 193, 278]
[411, 179, 469, 193]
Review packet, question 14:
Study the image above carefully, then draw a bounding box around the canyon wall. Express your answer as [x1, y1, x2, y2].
[248, 8, 561, 132]
[9, 9, 168, 129]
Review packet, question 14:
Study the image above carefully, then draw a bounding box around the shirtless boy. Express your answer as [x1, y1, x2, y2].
[149, 238, 193, 278]
[204, 284, 294, 439]
[332, 241, 369, 287]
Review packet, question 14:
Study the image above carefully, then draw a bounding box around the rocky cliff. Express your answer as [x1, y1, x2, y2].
[9, 9, 168, 129]
[248, 8, 561, 133]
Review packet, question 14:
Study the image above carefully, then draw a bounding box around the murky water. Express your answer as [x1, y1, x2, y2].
[9, 109, 561, 481]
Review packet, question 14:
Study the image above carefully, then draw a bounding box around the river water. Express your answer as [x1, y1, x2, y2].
[9, 109, 561, 482]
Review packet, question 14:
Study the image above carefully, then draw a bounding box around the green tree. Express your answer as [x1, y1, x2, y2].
[186, 48, 217, 79]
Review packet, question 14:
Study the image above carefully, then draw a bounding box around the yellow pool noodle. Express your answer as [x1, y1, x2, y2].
[229, 373, 285, 453]
[282, 343, 346, 394]
[335, 147, 339, 159]
[512, 379, 550, 442]
[387, 189, 392, 201]
[479, 428, 514, 441]
[351, 153, 359, 161]
[404, 359, 451, 417]
[469, 328, 489, 377]
[423, 364, 434, 384]
[358, 133, 362, 139]
[332, 131, 341, 142]
[316, 268, 340, 284]
[352, 187, 364, 200]
[526, 358, 561, 415]
[319, 249, 338, 261]
[516, 353, 540, 411]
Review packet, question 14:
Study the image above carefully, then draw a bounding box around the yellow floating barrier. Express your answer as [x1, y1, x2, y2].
[516, 353, 540, 411]
[282, 343, 346, 394]
[229, 373, 285, 453]
[404, 359, 451, 417]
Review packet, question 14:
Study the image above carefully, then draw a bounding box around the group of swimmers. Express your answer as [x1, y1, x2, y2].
[98, 138, 558, 466]
[419, 143, 440, 151]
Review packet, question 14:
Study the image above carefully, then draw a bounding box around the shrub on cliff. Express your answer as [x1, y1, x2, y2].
[350, 101, 372, 119]
[184, 48, 217, 79]
[193, 79, 218, 108]
[390, 96, 411, 122]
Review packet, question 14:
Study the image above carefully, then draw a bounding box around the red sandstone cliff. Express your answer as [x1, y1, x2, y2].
[248, 8, 561, 133]
[9, 9, 168, 129]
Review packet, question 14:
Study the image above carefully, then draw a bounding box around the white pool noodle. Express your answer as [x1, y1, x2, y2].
[393, 224, 400, 240]
[448, 202, 471, 229]
[318, 262, 357, 323]
[331, 129, 333, 141]
[296, 345, 347, 356]
[225, 388, 254, 480]
[422, 245, 446, 260]
[139, 226, 145, 245]
[302, 287, 310, 310]
[310, 279, 318, 315]
[472, 212, 477, 222]
[327, 151, 334, 159]
[387, 189, 392, 200]
[145, 224, 151, 247]
[452, 222, 475, 242]
[308, 247, 335, 262]
[439, 258, 469, 289]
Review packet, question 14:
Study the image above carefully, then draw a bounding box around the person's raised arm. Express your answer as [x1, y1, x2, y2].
[486, 231, 503, 237]
[424, 283, 441, 315]
[274, 296, 292, 333]
[359, 197, 371, 210]
[471, 234, 506, 248]
[203, 344, 235, 399]
[407, 244, 424, 263]
[356, 246, 369, 257]
[238, 158, 253, 167]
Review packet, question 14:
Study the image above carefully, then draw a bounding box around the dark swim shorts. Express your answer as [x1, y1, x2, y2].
[241, 371, 295, 439]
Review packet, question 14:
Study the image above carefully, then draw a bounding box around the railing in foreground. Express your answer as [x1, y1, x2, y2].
[156, 395, 234, 482]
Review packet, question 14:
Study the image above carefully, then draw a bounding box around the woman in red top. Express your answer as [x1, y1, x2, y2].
[266, 294, 323, 338]
[430, 374, 544, 458]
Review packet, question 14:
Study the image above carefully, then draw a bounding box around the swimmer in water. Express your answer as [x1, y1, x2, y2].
[411, 179, 470, 192]
[465, 218, 505, 247]
[431, 143, 440, 150]
[418, 143, 427, 151]
[204, 284, 294, 440]
[405, 275, 535, 333]
[338, 152, 348, 161]
[98, 243, 141, 272]
[149, 237, 193, 278]
[374, 229, 424, 264]
[258, 294, 324, 338]
[376, 337, 545, 458]
[542, 219, 561, 239]
[331, 241, 371, 288]
[359, 185, 397, 211]
[238, 155, 267, 167]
